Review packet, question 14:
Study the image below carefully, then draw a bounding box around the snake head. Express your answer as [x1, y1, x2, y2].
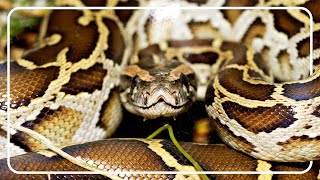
[120, 54, 197, 119]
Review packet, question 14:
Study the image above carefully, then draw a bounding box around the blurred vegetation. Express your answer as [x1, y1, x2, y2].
[0, 0, 54, 39]
[1, 13, 41, 39]
[7, 0, 54, 6]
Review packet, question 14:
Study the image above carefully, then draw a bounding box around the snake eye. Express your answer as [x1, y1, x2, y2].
[179, 74, 189, 88]
[131, 75, 141, 89]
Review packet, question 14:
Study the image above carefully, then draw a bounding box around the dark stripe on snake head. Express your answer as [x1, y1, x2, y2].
[218, 68, 275, 100]
[23, 10, 99, 65]
[0, 62, 59, 110]
[222, 102, 298, 134]
[61, 63, 107, 95]
[282, 76, 320, 101]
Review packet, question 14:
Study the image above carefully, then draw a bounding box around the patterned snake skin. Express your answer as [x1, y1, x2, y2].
[0, 0, 319, 179]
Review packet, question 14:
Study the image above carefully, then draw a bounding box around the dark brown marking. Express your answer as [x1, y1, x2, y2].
[283, 76, 320, 101]
[61, 63, 107, 95]
[181, 142, 259, 177]
[186, 0, 208, 5]
[103, 18, 125, 65]
[137, 44, 166, 69]
[0, 62, 59, 110]
[219, 68, 275, 100]
[271, 10, 304, 38]
[97, 90, 120, 130]
[144, 17, 152, 44]
[297, 30, 320, 57]
[242, 18, 266, 45]
[183, 52, 219, 65]
[160, 141, 193, 166]
[212, 118, 256, 154]
[247, 69, 263, 80]
[312, 105, 320, 117]
[314, 57, 320, 65]
[304, 124, 312, 129]
[138, 44, 163, 61]
[221, 0, 259, 25]
[168, 39, 212, 47]
[0, 129, 7, 138]
[222, 102, 298, 134]
[277, 135, 320, 146]
[221, 42, 248, 65]
[276, 50, 293, 79]
[115, 0, 139, 25]
[205, 79, 216, 106]
[23, 10, 100, 65]
[254, 53, 270, 76]
[81, 0, 106, 6]
[303, 0, 320, 22]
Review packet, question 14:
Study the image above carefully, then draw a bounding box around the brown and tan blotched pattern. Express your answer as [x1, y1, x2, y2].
[0, 139, 318, 180]
[61, 63, 107, 95]
[2, 0, 320, 176]
[222, 102, 298, 134]
[283, 76, 320, 101]
[0, 62, 59, 110]
[0, 0, 129, 158]
[23, 10, 100, 65]
[218, 68, 275, 101]
[11, 107, 84, 151]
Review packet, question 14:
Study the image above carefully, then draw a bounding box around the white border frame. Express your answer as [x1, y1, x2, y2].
[6, 6, 314, 176]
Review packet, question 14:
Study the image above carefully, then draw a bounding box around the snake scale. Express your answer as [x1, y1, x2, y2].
[0, 0, 320, 179]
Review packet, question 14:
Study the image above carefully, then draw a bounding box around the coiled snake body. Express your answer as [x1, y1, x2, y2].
[0, 0, 320, 179]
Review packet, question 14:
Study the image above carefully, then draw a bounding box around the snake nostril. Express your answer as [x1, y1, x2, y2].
[172, 91, 177, 98]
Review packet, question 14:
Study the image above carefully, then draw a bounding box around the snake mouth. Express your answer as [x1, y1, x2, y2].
[120, 84, 195, 119]
[131, 88, 191, 109]
[128, 86, 193, 119]
[131, 101, 190, 119]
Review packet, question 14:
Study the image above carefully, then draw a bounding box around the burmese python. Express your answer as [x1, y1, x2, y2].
[0, 0, 320, 179]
